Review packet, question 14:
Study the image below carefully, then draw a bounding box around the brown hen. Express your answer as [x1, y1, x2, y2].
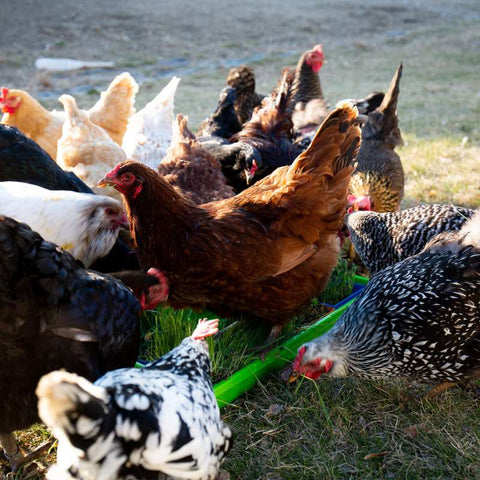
[158, 114, 235, 204]
[99, 104, 361, 338]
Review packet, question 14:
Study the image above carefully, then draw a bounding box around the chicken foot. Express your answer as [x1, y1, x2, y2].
[0, 433, 53, 473]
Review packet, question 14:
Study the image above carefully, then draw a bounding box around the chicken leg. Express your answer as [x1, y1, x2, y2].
[0, 433, 53, 473]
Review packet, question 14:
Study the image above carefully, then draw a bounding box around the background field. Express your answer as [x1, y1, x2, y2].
[1, 0, 479, 478]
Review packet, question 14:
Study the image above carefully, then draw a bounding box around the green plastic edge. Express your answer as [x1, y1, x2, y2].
[134, 275, 369, 406]
[213, 274, 368, 408]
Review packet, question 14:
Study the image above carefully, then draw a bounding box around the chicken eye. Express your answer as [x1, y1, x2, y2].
[121, 173, 134, 182]
[105, 207, 116, 216]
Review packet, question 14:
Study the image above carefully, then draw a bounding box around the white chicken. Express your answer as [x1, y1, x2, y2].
[122, 77, 181, 168]
[0, 181, 127, 267]
[57, 94, 127, 198]
[37, 318, 233, 480]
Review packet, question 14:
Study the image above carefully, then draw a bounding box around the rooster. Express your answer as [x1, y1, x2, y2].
[0, 73, 137, 159]
[99, 104, 361, 344]
[0, 181, 127, 267]
[57, 94, 127, 198]
[158, 114, 235, 204]
[122, 77, 181, 169]
[0, 216, 168, 472]
[37, 318, 232, 480]
[347, 203, 475, 275]
[348, 64, 404, 212]
[291, 209, 480, 399]
[226, 65, 265, 124]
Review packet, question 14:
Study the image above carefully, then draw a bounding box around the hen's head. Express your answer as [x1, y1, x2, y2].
[0, 87, 22, 114]
[305, 45, 325, 73]
[347, 194, 373, 213]
[290, 345, 334, 382]
[99, 161, 155, 200]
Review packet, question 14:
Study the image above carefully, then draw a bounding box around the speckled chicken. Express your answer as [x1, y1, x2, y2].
[158, 114, 235, 204]
[226, 65, 265, 124]
[0, 216, 168, 472]
[37, 318, 232, 480]
[348, 64, 404, 212]
[292, 209, 480, 396]
[347, 203, 475, 275]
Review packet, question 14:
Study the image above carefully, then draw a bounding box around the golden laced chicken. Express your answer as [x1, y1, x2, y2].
[158, 114, 235, 204]
[99, 104, 361, 346]
[348, 64, 405, 213]
[57, 94, 127, 198]
[226, 65, 265, 124]
[0, 73, 137, 159]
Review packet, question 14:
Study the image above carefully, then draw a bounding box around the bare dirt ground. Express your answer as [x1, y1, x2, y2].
[2, 0, 479, 131]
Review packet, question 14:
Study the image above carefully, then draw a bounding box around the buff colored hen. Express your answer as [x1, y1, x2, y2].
[57, 95, 126, 199]
[0, 73, 137, 159]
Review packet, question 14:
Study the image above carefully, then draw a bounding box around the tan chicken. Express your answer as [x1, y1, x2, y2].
[0, 73, 137, 159]
[57, 94, 126, 198]
[158, 114, 235, 204]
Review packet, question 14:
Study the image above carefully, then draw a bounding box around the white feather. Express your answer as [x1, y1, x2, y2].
[122, 76, 181, 168]
[0, 182, 123, 266]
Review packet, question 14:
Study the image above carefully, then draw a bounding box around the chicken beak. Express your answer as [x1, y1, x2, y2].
[245, 170, 254, 186]
[98, 176, 116, 188]
[288, 373, 300, 384]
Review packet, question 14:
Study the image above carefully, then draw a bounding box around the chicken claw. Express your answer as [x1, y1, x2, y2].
[192, 318, 219, 340]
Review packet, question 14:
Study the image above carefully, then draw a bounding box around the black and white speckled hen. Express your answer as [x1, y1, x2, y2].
[292, 209, 480, 396]
[348, 64, 404, 213]
[347, 203, 475, 275]
[37, 318, 232, 480]
[0, 216, 168, 472]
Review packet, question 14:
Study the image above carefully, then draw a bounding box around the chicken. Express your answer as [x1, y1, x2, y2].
[226, 65, 265, 124]
[0, 124, 140, 272]
[37, 318, 232, 480]
[0, 124, 91, 193]
[122, 77, 181, 169]
[57, 94, 127, 197]
[158, 114, 235, 204]
[99, 104, 361, 342]
[290, 44, 329, 139]
[347, 203, 475, 275]
[197, 86, 242, 139]
[0, 215, 168, 472]
[228, 71, 301, 191]
[0, 73, 137, 159]
[0, 181, 127, 267]
[291, 210, 480, 399]
[348, 64, 404, 212]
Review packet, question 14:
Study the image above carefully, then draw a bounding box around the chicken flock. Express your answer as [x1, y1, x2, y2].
[0, 44, 478, 479]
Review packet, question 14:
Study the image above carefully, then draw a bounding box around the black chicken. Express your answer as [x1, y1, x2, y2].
[0, 216, 168, 472]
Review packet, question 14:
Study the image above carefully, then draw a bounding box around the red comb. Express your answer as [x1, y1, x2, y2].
[0, 87, 9, 102]
[106, 163, 123, 178]
[293, 345, 307, 370]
